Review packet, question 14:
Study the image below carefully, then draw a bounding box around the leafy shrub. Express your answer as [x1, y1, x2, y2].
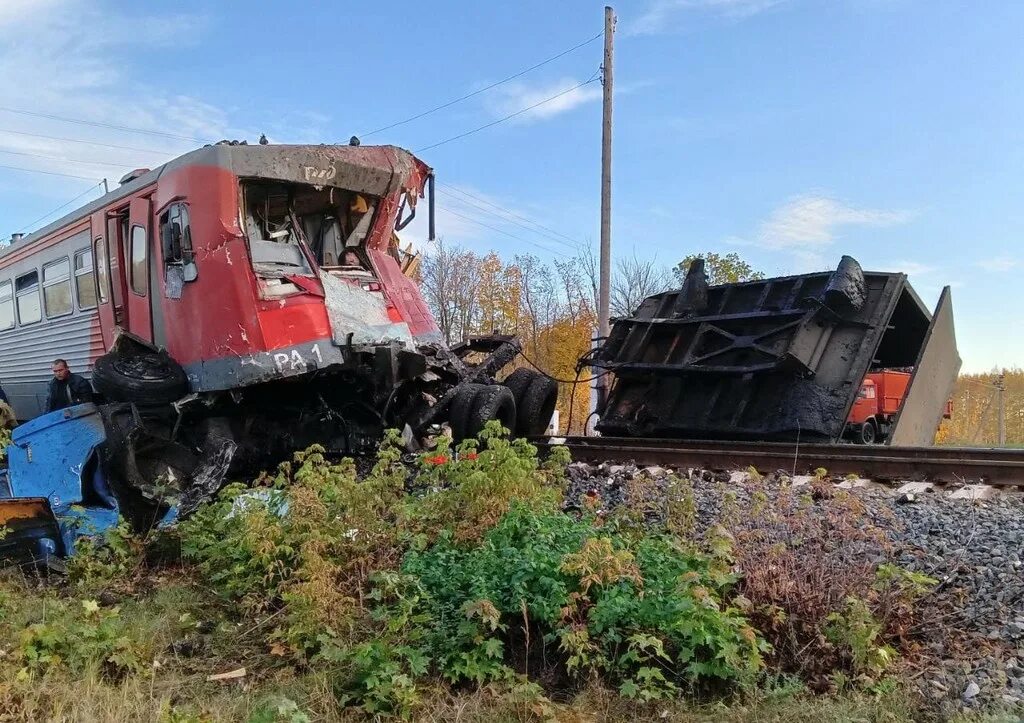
[66, 518, 145, 592]
[825, 597, 896, 678]
[180, 425, 767, 716]
[181, 433, 410, 654]
[401, 503, 766, 701]
[409, 424, 565, 542]
[16, 598, 143, 679]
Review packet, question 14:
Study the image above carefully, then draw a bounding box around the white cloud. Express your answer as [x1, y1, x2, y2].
[975, 256, 1019, 272]
[487, 77, 602, 123]
[630, 0, 787, 35]
[887, 260, 935, 277]
[0, 0, 232, 212]
[757, 194, 913, 250]
[0, 0, 62, 27]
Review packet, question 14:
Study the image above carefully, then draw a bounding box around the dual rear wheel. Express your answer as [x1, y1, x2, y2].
[449, 369, 558, 442]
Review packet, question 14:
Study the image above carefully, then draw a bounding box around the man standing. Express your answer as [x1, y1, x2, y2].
[46, 358, 93, 413]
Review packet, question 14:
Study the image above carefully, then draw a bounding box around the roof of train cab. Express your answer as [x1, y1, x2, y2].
[1, 143, 432, 259]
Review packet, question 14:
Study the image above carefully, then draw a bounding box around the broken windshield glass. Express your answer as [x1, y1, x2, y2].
[242, 181, 314, 276]
[242, 180, 380, 276]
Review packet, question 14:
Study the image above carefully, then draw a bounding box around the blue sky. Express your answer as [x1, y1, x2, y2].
[0, 0, 1021, 372]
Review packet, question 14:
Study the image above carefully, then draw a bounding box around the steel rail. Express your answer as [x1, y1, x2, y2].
[531, 436, 1024, 485]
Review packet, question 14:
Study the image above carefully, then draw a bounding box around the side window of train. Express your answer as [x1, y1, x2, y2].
[130, 225, 148, 296]
[15, 271, 41, 326]
[94, 237, 109, 304]
[0, 281, 13, 331]
[42, 257, 73, 318]
[74, 248, 97, 309]
[159, 203, 197, 299]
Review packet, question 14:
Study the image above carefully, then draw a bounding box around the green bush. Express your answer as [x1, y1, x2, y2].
[401, 504, 766, 701]
[16, 598, 144, 680]
[179, 424, 765, 716]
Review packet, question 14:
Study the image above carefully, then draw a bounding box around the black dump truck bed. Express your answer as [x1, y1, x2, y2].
[593, 256, 960, 445]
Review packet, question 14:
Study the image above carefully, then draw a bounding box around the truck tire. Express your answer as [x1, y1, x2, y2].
[448, 383, 486, 443]
[466, 384, 517, 440]
[502, 368, 536, 407]
[502, 368, 557, 436]
[858, 419, 878, 445]
[91, 350, 188, 406]
[516, 375, 558, 436]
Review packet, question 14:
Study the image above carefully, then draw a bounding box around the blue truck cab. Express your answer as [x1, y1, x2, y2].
[0, 403, 117, 562]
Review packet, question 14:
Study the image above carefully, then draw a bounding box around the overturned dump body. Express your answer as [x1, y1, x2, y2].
[593, 256, 960, 445]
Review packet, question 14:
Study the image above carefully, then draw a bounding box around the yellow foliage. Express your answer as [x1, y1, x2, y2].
[938, 369, 1024, 447]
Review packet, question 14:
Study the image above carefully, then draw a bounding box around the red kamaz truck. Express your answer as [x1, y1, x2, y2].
[847, 370, 952, 444]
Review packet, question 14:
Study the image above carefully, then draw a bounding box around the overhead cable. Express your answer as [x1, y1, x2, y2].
[360, 31, 602, 138]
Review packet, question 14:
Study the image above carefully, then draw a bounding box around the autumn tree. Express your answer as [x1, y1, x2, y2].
[475, 252, 521, 335]
[419, 238, 481, 344]
[938, 370, 1024, 447]
[674, 251, 764, 285]
[611, 253, 674, 317]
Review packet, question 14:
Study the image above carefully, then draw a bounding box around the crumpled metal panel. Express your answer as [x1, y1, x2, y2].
[218, 144, 424, 198]
[319, 270, 415, 349]
[595, 257, 947, 442]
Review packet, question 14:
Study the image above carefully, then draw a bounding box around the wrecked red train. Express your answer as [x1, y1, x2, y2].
[0, 142, 558, 503]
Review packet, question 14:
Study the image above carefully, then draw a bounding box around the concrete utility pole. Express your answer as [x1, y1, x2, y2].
[596, 5, 615, 406]
[997, 372, 1006, 446]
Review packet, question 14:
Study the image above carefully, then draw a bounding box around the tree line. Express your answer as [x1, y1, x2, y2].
[936, 370, 1024, 447]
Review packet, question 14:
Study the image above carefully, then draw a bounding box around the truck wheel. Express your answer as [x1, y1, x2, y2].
[92, 350, 188, 406]
[466, 384, 517, 440]
[502, 368, 557, 436]
[502, 368, 536, 408]
[516, 375, 558, 436]
[859, 419, 878, 445]
[448, 383, 486, 443]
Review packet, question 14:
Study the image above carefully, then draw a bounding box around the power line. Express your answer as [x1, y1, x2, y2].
[0, 147, 136, 168]
[359, 31, 602, 138]
[0, 163, 99, 181]
[438, 205, 571, 258]
[0, 106, 208, 143]
[438, 187, 579, 252]
[416, 74, 600, 153]
[0, 127, 173, 155]
[439, 182, 581, 249]
[16, 181, 105, 235]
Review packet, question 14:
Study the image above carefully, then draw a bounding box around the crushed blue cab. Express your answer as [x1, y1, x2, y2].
[0, 403, 130, 561]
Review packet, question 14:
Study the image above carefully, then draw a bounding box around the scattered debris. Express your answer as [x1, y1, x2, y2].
[207, 667, 247, 682]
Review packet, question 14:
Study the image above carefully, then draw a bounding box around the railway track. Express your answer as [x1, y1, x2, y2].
[532, 436, 1024, 486]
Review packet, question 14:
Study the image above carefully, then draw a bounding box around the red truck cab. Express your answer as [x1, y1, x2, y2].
[848, 370, 952, 444]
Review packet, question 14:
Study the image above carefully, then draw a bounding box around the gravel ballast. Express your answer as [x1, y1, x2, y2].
[563, 460, 1024, 715]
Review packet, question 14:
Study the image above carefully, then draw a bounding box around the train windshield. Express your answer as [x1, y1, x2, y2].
[242, 181, 315, 277]
[241, 180, 378, 278]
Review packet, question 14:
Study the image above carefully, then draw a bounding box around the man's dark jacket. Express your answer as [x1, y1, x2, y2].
[46, 373, 93, 413]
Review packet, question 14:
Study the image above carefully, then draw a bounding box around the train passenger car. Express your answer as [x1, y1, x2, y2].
[0, 226, 103, 418]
